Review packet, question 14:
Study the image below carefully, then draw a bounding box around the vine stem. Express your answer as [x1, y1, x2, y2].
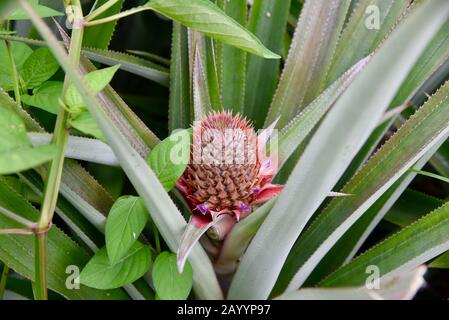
[84, 0, 121, 22]
[21, 0, 85, 300]
[85, 5, 151, 27]
[5, 40, 22, 107]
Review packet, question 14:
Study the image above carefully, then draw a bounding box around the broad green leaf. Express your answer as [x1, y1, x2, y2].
[0, 40, 32, 72]
[21, 47, 59, 89]
[152, 252, 193, 300]
[71, 112, 106, 141]
[145, 0, 279, 59]
[65, 65, 120, 113]
[244, 0, 290, 127]
[218, 0, 247, 114]
[83, 0, 124, 50]
[0, 107, 56, 174]
[0, 40, 32, 90]
[0, 177, 127, 299]
[80, 242, 151, 290]
[168, 22, 192, 131]
[6, 0, 62, 20]
[276, 79, 449, 294]
[0, 144, 57, 175]
[25, 3, 222, 298]
[325, 0, 411, 85]
[228, 0, 449, 300]
[0, 1, 18, 20]
[106, 196, 149, 264]
[22, 81, 63, 114]
[264, 0, 351, 128]
[147, 129, 190, 192]
[320, 202, 449, 287]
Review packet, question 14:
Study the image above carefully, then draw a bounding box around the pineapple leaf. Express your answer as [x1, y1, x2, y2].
[218, 0, 247, 114]
[264, 0, 351, 128]
[320, 202, 449, 287]
[278, 78, 449, 293]
[244, 0, 290, 128]
[168, 23, 192, 131]
[228, 0, 449, 300]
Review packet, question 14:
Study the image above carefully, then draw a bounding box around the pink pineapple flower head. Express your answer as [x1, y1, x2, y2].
[176, 111, 283, 272]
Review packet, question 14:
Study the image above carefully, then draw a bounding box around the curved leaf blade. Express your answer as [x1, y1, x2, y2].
[146, 0, 279, 59]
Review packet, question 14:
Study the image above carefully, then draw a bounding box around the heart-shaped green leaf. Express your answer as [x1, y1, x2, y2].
[6, 0, 62, 20]
[65, 64, 120, 113]
[152, 251, 193, 300]
[0, 40, 32, 90]
[21, 47, 59, 89]
[71, 112, 106, 141]
[80, 242, 151, 290]
[147, 129, 190, 192]
[106, 196, 148, 264]
[0, 107, 56, 174]
[22, 81, 63, 114]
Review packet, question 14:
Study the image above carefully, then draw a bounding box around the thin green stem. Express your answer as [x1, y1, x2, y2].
[85, 0, 121, 22]
[5, 40, 22, 107]
[0, 229, 34, 235]
[37, 2, 84, 230]
[0, 265, 9, 299]
[411, 168, 449, 184]
[85, 5, 151, 27]
[0, 205, 37, 229]
[126, 50, 171, 66]
[33, 234, 47, 300]
[18, 0, 85, 300]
